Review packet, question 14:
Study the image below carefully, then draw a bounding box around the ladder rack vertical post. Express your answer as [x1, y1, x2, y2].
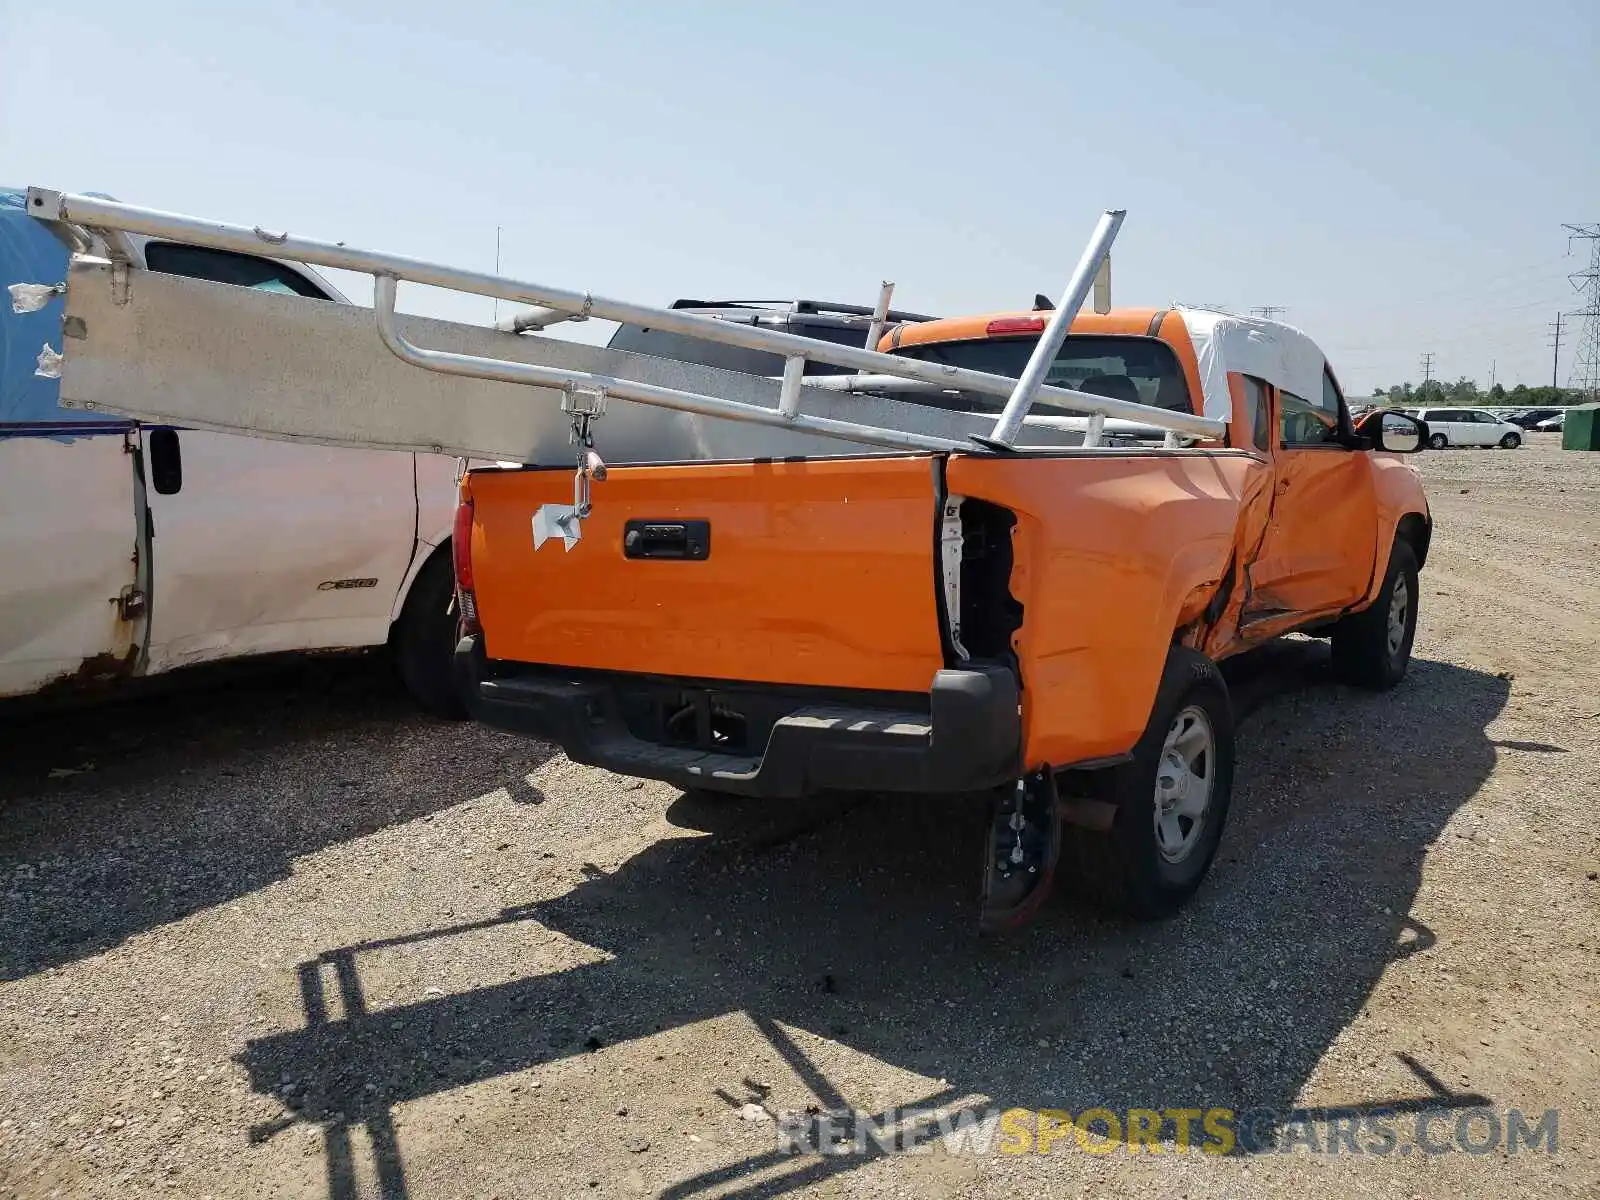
[861, 281, 895, 361]
[987, 209, 1125, 446]
[777, 355, 806, 419]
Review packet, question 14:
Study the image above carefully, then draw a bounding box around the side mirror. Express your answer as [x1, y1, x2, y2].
[1355, 409, 1426, 454]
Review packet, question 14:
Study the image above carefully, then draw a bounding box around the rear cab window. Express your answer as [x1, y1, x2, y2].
[888, 334, 1194, 416]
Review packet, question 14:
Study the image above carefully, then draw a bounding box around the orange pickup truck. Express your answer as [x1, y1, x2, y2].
[451, 306, 1432, 928]
[29, 191, 1432, 932]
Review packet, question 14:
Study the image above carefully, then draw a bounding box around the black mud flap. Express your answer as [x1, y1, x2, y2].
[978, 771, 1063, 934]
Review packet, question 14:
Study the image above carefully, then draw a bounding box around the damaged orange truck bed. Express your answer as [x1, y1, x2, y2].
[451, 307, 1433, 927]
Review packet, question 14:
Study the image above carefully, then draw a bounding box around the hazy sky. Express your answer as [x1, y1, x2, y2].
[4, 0, 1596, 393]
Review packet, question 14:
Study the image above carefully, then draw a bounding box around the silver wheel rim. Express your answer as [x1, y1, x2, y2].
[1154, 705, 1214, 863]
[1387, 574, 1410, 659]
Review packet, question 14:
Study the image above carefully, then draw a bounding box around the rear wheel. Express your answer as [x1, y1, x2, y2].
[1427, 432, 1449, 449]
[1499, 431, 1521, 449]
[1330, 539, 1418, 691]
[394, 551, 469, 719]
[1059, 648, 1235, 919]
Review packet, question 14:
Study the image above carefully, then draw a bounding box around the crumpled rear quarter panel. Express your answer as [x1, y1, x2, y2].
[947, 452, 1265, 766]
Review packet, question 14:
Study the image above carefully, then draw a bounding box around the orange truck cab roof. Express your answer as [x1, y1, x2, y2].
[882, 307, 1174, 351]
[881, 306, 1343, 426]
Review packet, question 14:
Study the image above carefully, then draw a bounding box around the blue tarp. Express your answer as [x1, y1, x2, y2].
[1, 187, 114, 431]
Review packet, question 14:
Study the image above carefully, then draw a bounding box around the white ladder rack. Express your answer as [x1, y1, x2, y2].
[23, 187, 1226, 455]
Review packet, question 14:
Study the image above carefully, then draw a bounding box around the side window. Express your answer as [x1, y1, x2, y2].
[1239, 375, 1271, 450]
[1322, 369, 1347, 418]
[1279, 368, 1345, 447]
[143, 242, 331, 300]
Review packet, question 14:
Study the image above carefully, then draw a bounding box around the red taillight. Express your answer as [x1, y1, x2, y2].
[986, 316, 1047, 336]
[452, 496, 480, 634]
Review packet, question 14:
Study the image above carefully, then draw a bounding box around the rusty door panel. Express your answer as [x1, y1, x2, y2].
[0, 432, 143, 698]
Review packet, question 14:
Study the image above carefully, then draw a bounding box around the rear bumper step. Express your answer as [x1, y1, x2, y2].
[455, 636, 1020, 798]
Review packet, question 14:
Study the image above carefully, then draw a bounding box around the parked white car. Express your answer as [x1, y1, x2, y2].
[1535, 412, 1566, 432]
[1413, 407, 1523, 450]
[2, 188, 464, 712]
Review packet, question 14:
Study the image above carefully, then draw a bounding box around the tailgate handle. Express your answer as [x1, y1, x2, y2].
[623, 519, 710, 560]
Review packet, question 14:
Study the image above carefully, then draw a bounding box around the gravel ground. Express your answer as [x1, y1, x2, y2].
[2, 433, 1598, 1200]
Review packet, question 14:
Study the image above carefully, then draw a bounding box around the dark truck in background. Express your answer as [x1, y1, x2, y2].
[606, 298, 939, 376]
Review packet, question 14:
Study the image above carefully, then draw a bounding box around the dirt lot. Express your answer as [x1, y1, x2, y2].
[3, 433, 1598, 1200]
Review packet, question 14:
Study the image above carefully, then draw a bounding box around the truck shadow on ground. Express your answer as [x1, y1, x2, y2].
[238, 642, 1511, 1199]
[0, 655, 550, 982]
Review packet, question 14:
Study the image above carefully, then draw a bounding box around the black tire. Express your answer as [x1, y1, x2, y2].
[1059, 648, 1235, 919]
[393, 550, 469, 719]
[1330, 539, 1418, 691]
[1427, 432, 1448, 449]
[1499, 432, 1521, 449]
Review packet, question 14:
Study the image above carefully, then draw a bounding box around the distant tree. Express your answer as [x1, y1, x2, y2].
[1369, 380, 1558, 408]
[1508, 385, 1577, 408]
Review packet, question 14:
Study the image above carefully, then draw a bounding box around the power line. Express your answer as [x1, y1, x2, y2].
[1564, 224, 1600, 403]
[1359, 255, 1578, 311]
[1327, 297, 1577, 357]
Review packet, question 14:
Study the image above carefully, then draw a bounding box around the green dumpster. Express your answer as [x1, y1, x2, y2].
[1563, 403, 1600, 451]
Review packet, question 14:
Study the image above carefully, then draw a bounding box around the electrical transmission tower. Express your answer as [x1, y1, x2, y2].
[1420, 352, 1436, 395]
[1249, 306, 1287, 320]
[1566, 224, 1600, 403]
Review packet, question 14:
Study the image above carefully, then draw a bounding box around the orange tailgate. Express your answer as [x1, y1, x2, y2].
[466, 456, 946, 693]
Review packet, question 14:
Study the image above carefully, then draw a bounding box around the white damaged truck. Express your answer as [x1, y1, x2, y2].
[0, 187, 465, 712]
